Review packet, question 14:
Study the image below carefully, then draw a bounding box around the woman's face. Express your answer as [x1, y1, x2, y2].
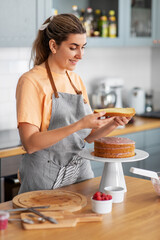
[52, 33, 87, 73]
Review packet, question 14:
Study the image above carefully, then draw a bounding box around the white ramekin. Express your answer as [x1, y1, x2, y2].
[91, 197, 112, 214]
[104, 186, 125, 203]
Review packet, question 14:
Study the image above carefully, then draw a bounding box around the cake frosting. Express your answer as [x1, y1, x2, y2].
[94, 137, 135, 158]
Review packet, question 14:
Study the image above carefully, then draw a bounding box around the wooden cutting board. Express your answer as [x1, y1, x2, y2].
[12, 190, 87, 212]
[20, 211, 103, 229]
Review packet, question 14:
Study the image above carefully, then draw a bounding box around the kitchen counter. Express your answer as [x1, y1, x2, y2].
[0, 176, 160, 240]
[1, 116, 160, 158]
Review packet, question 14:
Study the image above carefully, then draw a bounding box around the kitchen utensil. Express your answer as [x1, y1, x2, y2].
[130, 167, 159, 180]
[27, 214, 45, 223]
[130, 167, 160, 196]
[145, 90, 154, 112]
[91, 77, 124, 109]
[20, 211, 103, 229]
[91, 91, 117, 109]
[28, 208, 58, 224]
[130, 87, 145, 115]
[12, 190, 87, 212]
[104, 186, 125, 203]
[8, 218, 34, 224]
[7, 205, 50, 212]
[101, 77, 124, 108]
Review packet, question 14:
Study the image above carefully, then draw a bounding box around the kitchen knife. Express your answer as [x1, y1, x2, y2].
[28, 208, 58, 224]
[7, 205, 50, 212]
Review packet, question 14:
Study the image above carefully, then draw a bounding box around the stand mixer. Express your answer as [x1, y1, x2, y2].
[91, 77, 124, 109]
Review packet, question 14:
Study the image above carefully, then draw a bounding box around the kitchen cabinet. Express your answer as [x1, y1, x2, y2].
[153, 0, 160, 46]
[0, 155, 22, 202]
[0, 0, 52, 47]
[143, 128, 160, 171]
[85, 142, 104, 177]
[1, 0, 159, 47]
[53, 0, 124, 47]
[52, 0, 159, 47]
[124, 0, 157, 46]
[120, 128, 160, 177]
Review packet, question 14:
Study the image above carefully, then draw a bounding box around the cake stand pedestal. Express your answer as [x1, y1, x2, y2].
[78, 149, 149, 192]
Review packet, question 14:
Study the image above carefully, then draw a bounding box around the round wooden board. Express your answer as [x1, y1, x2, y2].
[12, 190, 87, 212]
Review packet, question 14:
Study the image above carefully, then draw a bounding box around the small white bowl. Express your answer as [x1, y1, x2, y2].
[91, 197, 112, 214]
[104, 186, 125, 203]
[0, 211, 10, 230]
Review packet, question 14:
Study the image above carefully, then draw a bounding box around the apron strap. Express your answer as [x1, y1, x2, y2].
[66, 71, 82, 95]
[45, 58, 87, 103]
[66, 71, 87, 104]
[45, 59, 59, 98]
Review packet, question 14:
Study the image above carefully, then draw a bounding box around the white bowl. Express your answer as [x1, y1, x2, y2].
[91, 197, 112, 214]
[104, 186, 125, 203]
[0, 211, 10, 230]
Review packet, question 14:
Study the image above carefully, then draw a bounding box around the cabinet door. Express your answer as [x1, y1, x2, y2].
[1, 155, 22, 177]
[143, 128, 160, 171]
[85, 142, 104, 177]
[153, 0, 160, 47]
[143, 145, 160, 172]
[124, 0, 156, 46]
[0, 0, 37, 47]
[0, 0, 52, 47]
[120, 132, 145, 177]
[157, 0, 160, 42]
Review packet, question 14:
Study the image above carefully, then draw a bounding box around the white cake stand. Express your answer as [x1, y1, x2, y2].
[78, 149, 149, 192]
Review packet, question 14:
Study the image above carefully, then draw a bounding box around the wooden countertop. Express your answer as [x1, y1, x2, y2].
[108, 116, 160, 136]
[1, 116, 160, 158]
[0, 176, 160, 240]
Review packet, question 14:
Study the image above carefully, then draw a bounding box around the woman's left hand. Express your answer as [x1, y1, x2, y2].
[114, 116, 132, 126]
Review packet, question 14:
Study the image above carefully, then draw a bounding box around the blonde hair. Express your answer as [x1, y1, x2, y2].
[31, 14, 86, 66]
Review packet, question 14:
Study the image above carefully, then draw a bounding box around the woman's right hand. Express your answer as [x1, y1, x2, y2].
[79, 112, 115, 129]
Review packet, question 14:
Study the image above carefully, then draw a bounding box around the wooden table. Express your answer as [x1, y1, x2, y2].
[0, 176, 160, 240]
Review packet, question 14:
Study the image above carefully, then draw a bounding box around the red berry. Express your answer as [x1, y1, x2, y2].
[96, 195, 102, 201]
[101, 193, 106, 198]
[104, 194, 112, 200]
[93, 191, 101, 198]
[108, 195, 112, 200]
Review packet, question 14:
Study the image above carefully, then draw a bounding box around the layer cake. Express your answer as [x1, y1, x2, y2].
[94, 137, 135, 158]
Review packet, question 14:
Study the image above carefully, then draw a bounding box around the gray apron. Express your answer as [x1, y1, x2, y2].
[18, 61, 94, 193]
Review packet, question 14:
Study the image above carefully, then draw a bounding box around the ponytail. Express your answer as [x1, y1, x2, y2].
[30, 18, 51, 66]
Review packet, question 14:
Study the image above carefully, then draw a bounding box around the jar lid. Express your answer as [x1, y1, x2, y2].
[0, 211, 10, 220]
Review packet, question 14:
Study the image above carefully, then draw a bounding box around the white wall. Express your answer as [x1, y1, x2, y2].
[0, 48, 30, 130]
[0, 47, 153, 130]
[76, 47, 152, 93]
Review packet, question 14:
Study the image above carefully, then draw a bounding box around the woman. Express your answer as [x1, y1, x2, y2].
[16, 14, 131, 193]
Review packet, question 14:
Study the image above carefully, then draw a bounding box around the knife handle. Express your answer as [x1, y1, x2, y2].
[28, 208, 58, 224]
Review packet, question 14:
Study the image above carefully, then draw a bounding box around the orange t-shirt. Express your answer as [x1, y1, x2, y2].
[16, 65, 90, 131]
